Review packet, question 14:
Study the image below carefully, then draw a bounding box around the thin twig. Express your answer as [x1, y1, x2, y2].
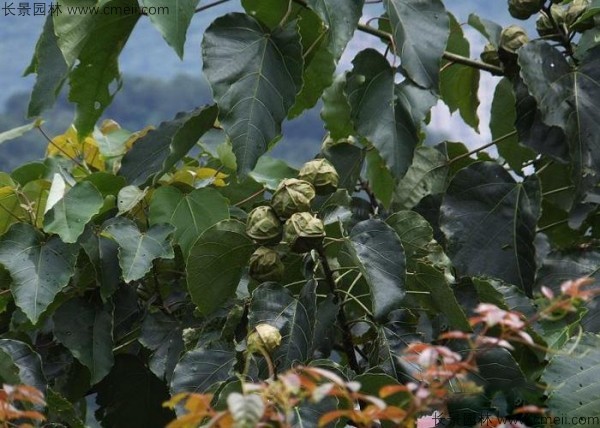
[446, 130, 517, 166]
[234, 188, 266, 207]
[37, 126, 86, 169]
[195, 0, 231, 13]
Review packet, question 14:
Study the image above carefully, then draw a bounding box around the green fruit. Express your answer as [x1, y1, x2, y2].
[271, 179, 316, 218]
[508, 0, 544, 20]
[500, 25, 530, 53]
[248, 247, 285, 283]
[567, 0, 593, 31]
[480, 43, 501, 67]
[283, 212, 325, 253]
[298, 159, 339, 195]
[247, 323, 282, 354]
[536, 12, 559, 38]
[246, 206, 282, 244]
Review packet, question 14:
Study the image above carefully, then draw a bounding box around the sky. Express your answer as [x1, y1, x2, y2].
[0, 0, 516, 150]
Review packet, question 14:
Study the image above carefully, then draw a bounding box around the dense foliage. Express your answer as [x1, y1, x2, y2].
[2, 0, 600, 426]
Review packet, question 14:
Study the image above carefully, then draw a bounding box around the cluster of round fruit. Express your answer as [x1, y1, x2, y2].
[508, 0, 592, 29]
[480, 0, 593, 67]
[245, 159, 340, 283]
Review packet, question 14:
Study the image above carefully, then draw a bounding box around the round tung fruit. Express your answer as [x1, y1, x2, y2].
[248, 247, 285, 283]
[298, 159, 340, 195]
[508, 0, 544, 20]
[536, 12, 558, 38]
[283, 212, 325, 253]
[247, 323, 282, 354]
[271, 179, 316, 218]
[500, 25, 529, 53]
[246, 206, 282, 244]
[480, 43, 501, 67]
[567, 0, 593, 31]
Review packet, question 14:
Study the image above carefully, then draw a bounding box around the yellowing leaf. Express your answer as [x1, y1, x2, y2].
[0, 186, 28, 234]
[124, 126, 155, 150]
[100, 119, 121, 134]
[195, 168, 228, 187]
[168, 167, 228, 187]
[48, 126, 105, 171]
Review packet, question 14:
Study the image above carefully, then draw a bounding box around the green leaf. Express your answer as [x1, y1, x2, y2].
[80, 229, 121, 301]
[513, 77, 569, 162]
[140, 0, 200, 58]
[386, 210, 434, 260]
[467, 13, 502, 48]
[384, 0, 449, 90]
[102, 217, 175, 283]
[372, 310, 420, 380]
[11, 162, 48, 186]
[289, 46, 336, 118]
[43, 181, 103, 243]
[440, 14, 479, 132]
[116, 185, 147, 215]
[475, 347, 529, 394]
[407, 262, 470, 331]
[170, 346, 236, 393]
[306, 0, 363, 59]
[491, 78, 535, 173]
[249, 281, 317, 370]
[518, 42, 600, 195]
[288, 0, 364, 117]
[440, 162, 541, 295]
[96, 355, 174, 427]
[0, 186, 28, 236]
[576, 25, 600, 60]
[391, 146, 448, 211]
[139, 310, 184, 382]
[119, 105, 218, 186]
[186, 220, 255, 315]
[542, 333, 600, 421]
[0, 120, 43, 145]
[342, 219, 406, 320]
[249, 156, 298, 191]
[321, 142, 364, 192]
[53, 298, 114, 385]
[347, 49, 436, 180]
[0, 223, 78, 323]
[321, 73, 355, 140]
[0, 339, 47, 392]
[202, 13, 303, 175]
[25, 15, 68, 117]
[68, 0, 140, 137]
[536, 250, 600, 332]
[53, 0, 100, 66]
[149, 186, 230, 257]
[365, 150, 395, 209]
[472, 277, 536, 319]
[46, 388, 85, 428]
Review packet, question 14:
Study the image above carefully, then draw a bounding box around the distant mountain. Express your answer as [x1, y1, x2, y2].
[0, 75, 325, 171]
[0, 1, 515, 171]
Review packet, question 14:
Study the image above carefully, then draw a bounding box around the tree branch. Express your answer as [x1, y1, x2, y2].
[291, 0, 504, 76]
[195, 0, 231, 13]
[446, 130, 518, 166]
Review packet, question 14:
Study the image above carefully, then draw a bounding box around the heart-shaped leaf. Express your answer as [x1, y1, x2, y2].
[0, 223, 78, 323]
[102, 217, 175, 283]
[186, 220, 255, 315]
[440, 162, 541, 295]
[202, 13, 303, 175]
